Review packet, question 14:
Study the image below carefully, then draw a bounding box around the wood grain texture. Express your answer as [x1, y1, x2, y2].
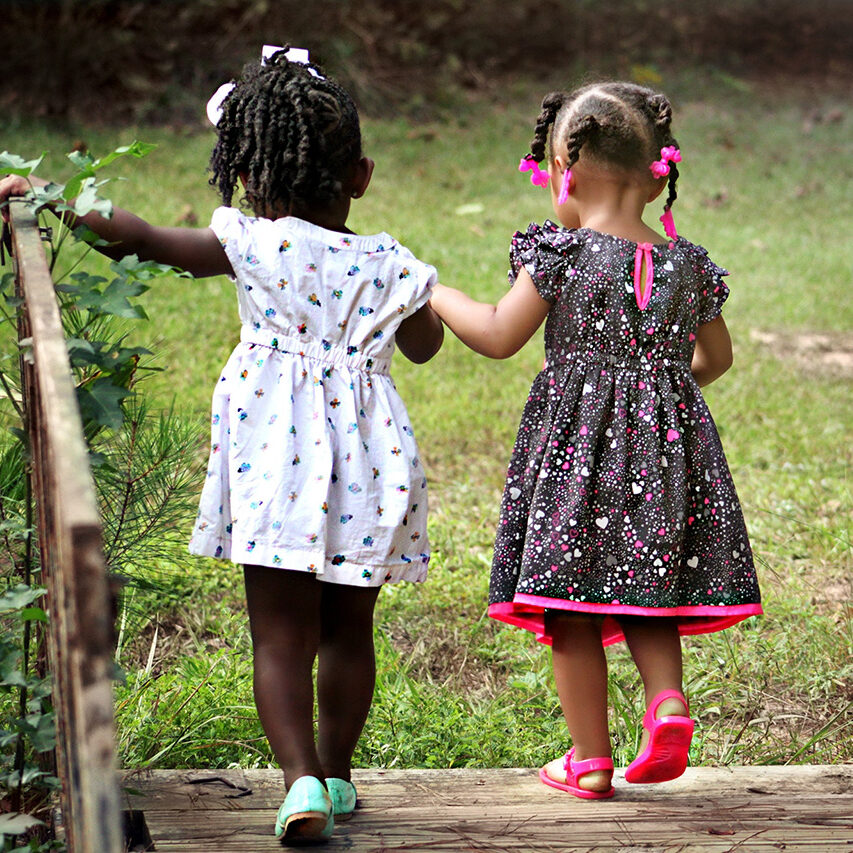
[122, 765, 853, 851]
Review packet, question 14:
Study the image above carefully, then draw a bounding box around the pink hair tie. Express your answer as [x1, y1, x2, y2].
[557, 168, 573, 204]
[660, 207, 678, 240]
[519, 156, 549, 188]
[650, 145, 682, 178]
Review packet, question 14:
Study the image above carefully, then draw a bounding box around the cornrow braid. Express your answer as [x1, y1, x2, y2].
[564, 114, 600, 173]
[528, 92, 567, 162]
[209, 48, 362, 217]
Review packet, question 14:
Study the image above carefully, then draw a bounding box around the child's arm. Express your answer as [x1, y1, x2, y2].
[691, 315, 733, 386]
[0, 174, 232, 278]
[396, 302, 444, 364]
[429, 268, 550, 359]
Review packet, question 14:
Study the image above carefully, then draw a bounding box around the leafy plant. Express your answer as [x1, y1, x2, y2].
[0, 144, 204, 847]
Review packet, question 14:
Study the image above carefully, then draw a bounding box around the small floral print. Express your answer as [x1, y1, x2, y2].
[358, 306, 374, 316]
[279, 240, 291, 252]
[373, 277, 384, 289]
[308, 293, 322, 306]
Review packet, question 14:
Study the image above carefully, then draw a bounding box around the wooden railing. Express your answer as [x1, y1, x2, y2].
[9, 202, 123, 852]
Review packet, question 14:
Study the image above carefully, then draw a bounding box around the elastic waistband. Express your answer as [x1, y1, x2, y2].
[546, 351, 690, 371]
[240, 327, 391, 374]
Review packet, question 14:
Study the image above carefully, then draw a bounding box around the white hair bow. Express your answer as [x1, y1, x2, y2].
[206, 45, 322, 126]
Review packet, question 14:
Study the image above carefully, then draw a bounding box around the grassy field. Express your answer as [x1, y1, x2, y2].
[2, 70, 851, 772]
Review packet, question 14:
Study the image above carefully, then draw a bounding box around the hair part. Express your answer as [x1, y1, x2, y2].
[526, 81, 680, 212]
[209, 49, 362, 216]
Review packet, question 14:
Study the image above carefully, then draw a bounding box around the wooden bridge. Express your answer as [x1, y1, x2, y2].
[8, 197, 853, 853]
[122, 765, 853, 851]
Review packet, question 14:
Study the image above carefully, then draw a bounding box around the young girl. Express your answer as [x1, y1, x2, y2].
[430, 81, 761, 798]
[2, 48, 443, 842]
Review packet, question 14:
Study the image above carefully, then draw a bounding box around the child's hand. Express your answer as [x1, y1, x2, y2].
[0, 175, 35, 221]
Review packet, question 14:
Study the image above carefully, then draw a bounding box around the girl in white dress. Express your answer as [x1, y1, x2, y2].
[1, 48, 443, 844]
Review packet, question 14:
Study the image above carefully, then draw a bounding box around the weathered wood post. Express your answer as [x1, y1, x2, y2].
[10, 202, 124, 852]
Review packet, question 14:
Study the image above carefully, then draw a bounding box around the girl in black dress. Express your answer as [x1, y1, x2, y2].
[430, 82, 761, 798]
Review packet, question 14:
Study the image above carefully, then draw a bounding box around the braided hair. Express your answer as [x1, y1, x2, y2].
[209, 49, 362, 217]
[525, 82, 680, 216]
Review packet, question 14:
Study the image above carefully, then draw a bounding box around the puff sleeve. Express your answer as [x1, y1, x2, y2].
[508, 220, 579, 303]
[694, 246, 731, 324]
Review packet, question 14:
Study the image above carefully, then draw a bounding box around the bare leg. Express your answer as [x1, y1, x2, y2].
[316, 582, 381, 781]
[244, 565, 324, 786]
[620, 616, 689, 747]
[543, 611, 613, 793]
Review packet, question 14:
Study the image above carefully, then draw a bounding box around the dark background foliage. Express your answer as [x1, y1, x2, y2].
[1, 0, 851, 123]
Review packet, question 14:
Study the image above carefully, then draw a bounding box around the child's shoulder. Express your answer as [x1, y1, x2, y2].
[671, 235, 730, 280]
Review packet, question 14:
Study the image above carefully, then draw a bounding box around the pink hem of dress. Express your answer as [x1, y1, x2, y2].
[488, 596, 763, 647]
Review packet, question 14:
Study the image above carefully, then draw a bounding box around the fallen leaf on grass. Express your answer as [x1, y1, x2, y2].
[455, 202, 484, 216]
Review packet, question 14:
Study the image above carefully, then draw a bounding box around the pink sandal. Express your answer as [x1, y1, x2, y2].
[539, 747, 615, 799]
[625, 689, 694, 784]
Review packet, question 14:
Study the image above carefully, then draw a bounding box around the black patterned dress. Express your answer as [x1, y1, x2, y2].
[489, 222, 762, 646]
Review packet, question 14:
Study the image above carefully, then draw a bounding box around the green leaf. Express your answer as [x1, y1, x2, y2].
[0, 273, 15, 295]
[72, 178, 112, 218]
[71, 224, 109, 248]
[77, 377, 133, 431]
[91, 141, 157, 171]
[0, 584, 45, 613]
[0, 152, 45, 176]
[110, 253, 179, 281]
[67, 149, 95, 173]
[94, 279, 149, 319]
[20, 608, 47, 623]
[0, 812, 44, 836]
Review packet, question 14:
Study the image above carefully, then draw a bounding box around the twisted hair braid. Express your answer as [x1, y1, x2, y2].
[564, 114, 600, 173]
[209, 49, 362, 216]
[644, 91, 679, 211]
[527, 91, 566, 163]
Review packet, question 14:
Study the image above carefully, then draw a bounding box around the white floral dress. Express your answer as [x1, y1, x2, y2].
[188, 209, 437, 586]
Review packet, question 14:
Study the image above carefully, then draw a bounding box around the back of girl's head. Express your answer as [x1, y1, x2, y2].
[527, 82, 680, 212]
[209, 49, 362, 215]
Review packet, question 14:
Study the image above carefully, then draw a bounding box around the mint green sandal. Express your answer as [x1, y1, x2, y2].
[274, 776, 333, 845]
[326, 778, 357, 820]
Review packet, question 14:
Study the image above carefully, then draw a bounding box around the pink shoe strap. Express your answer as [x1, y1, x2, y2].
[643, 689, 689, 729]
[564, 749, 614, 776]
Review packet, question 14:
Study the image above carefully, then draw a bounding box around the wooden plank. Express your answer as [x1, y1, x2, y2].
[122, 766, 853, 851]
[11, 203, 123, 853]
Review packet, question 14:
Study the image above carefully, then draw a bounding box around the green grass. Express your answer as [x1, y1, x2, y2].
[2, 70, 850, 769]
